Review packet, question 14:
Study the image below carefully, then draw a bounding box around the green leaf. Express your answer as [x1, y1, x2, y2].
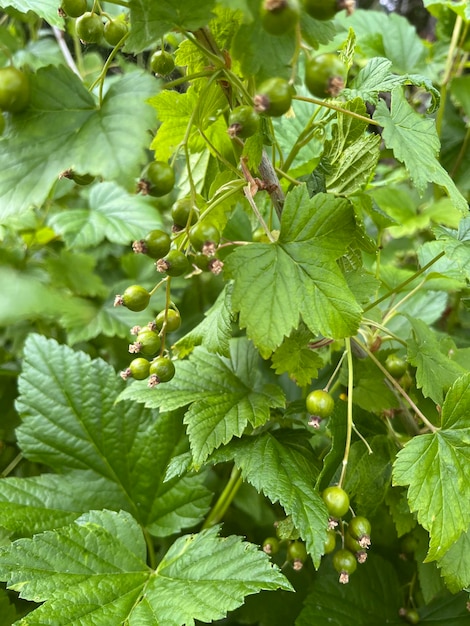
[45, 251, 108, 298]
[127, 0, 217, 53]
[392, 373, 470, 561]
[49, 182, 163, 249]
[0, 66, 156, 220]
[270, 325, 324, 387]
[296, 554, 403, 626]
[15, 335, 212, 536]
[173, 284, 233, 358]
[0, 473, 126, 537]
[373, 88, 468, 213]
[437, 529, 470, 593]
[344, 57, 404, 104]
[118, 337, 285, 466]
[407, 318, 466, 404]
[344, 10, 426, 73]
[131, 525, 292, 626]
[0, 513, 290, 625]
[385, 488, 417, 538]
[224, 186, 362, 354]
[323, 99, 381, 195]
[344, 435, 395, 517]
[0, 0, 62, 26]
[211, 431, 329, 568]
[231, 0, 296, 81]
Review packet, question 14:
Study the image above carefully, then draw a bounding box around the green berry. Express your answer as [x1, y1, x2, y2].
[137, 229, 171, 259]
[305, 53, 347, 99]
[171, 197, 199, 229]
[61, 0, 87, 18]
[385, 354, 407, 378]
[155, 308, 181, 332]
[348, 516, 371, 546]
[287, 540, 308, 566]
[254, 78, 293, 117]
[76, 12, 104, 44]
[228, 105, 260, 139]
[115, 285, 151, 312]
[332, 549, 357, 584]
[150, 50, 175, 76]
[133, 328, 161, 357]
[324, 529, 337, 554]
[148, 356, 175, 386]
[129, 358, 150, 380]
[303, 0, 339, 21]
[260, 0, 300, 36]
[189, 222, 220, 253]
[143, 161, 175, 197]
[322, 486, 350, 518]
[156, 249, 190, 277]
[262, 536, 280, 555]
[306, 389, 334, 418]
[103, 19, 128, 46]
[0, 67, 30, 113]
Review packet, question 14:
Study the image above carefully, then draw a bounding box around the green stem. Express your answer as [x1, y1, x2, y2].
[436, 15, 463, 137]
[202, 466, 243, 529]
[338, 338, 354, 488]
[293, 95, 381, 127]
[1, 452, 23, 477]
[359, 341, 437, 433]
[143, 528, 157, 569]
[163, 70, 217, 90]
[363, 251, 445, 313]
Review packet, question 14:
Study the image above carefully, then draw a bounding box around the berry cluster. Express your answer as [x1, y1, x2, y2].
[60, 0, 128, 46]
[322, 486, 372, 584]
[119, 306, 180, 387]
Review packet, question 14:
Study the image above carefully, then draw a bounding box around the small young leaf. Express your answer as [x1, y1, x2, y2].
[271, 326, 324, 387]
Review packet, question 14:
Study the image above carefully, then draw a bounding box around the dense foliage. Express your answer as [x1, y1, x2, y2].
[0, 0, 469, 624]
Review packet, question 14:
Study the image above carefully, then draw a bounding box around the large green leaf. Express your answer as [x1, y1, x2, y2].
[373, 88, 467, 213]
[0, 0, 62, 26]
[15, 334, 211, 536]
[49, 182, 163, 249]
[0, 66, 156, 220]
[0, 511, 291, 625]
[392, 373, 470, 561]
[118, 337, 285, 466]
[127, 0, 217, 52]
[224, 186, 362, 354]
[211, 430, 329, 568]
[437, 529, 470, 593]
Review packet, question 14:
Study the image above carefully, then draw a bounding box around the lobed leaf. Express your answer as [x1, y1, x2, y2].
[15, 334, 212, 536]
[225, 186, 362, 354]
[0, 66, 156, 220]
[211, 430, 329, 568]
[392, 373, 470, 561]
[0, 513, 291, 625]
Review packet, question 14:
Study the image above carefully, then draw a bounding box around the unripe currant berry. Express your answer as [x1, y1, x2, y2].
[306, 389, 334, 418]
[348, 516, 371, 548]
[324, 529, 337, 554]
[120, 357, 150, 381]
[262, 536, 280, 555]
[155, 308, 181, 332]
[148, 356, 175, 387]
[332, 548, 357, 584]
[133, 229, 171, 259]
[287, 540, 308, 570]
[156, 249, 190, 277]
[322, 486, 350, 518]
[114, 285, 151, 312]
[129, 328, 161, 358]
